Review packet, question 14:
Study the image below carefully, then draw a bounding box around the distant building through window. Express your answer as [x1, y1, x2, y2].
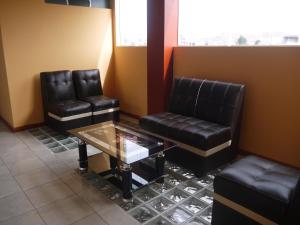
[178, 0, 300, 46]
[115, 0, 147, 46]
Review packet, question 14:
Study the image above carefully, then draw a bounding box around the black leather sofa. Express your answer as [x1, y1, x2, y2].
[40, 70, 92, 133]
[140, 77, 245, 175]
[73, 69, 119, 123]
[212, 155, 300, 225]
[40, 69, 119, 132]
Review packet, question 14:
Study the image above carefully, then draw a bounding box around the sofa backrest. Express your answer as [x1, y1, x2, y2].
[169, 77, 245, 128]
[72, 69, 103, 98]
[194, 80, 245, 127]
[40, 70, 76, 104]
[168, 77, 204, 117]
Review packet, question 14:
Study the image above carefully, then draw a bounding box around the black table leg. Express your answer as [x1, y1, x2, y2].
[156, 152, 165, 183]
[109, 156, 118, 175]
[120, 163, 132, 200]
[78, 139, 88, 172]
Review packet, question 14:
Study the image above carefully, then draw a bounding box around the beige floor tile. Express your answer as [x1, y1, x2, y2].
[0, 192, 34, 222]
[2, 146, 35, 165]
[23, 138, 45, 150]
[6, 156, 46, 176]
[0, 140, 25, 155]
[48, 161, 74, 177]
[55, 151, 78, 167]
[38, 195, 93, 225]
[0, 210, 45, 225]
[71, 213, 107, 225]
[0, 133, 23, 149]
[25, 180, 74, 208]
[0, 127, 143, 224]
[0, 174, 22, 198]
[97, 204, 140, 225]
[77, 186, 115, 213]
[15, 167, 58, 190]
[0, 165, 10, 176]
[61, 172, 92, 194]
[34, 148, 57, 162]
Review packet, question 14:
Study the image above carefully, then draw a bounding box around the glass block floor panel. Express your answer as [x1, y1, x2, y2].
[198, 207, 212, 224]
[178, 181, 203, 195]
[164, 188, 190, 203]
[192, 176, 214, 188]
[149, 196, 174, 212]
[181, 197, 208, 214]
[185, 218, 209, 225]
[27, 125, 225, 224]
[130, 206, 157, 223]
[136, 187, 159, 202]
[164, 207, 193, 224]
[28, 127, 83, 154]
[196, 190, 214, 205]
[145, 216, 173, 225]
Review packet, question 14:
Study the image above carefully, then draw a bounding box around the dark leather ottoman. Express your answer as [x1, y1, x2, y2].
[212, 156, 300, 225]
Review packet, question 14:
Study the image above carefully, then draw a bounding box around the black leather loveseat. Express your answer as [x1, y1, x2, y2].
[40, 69, 119, 132]
[140, 77, 245, 175]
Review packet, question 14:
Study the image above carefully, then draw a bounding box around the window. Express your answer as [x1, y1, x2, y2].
[115, 0, 147, 46]
[179, 0, 300, 46]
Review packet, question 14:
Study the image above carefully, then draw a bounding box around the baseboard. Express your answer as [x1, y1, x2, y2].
[239, 149, 300, 170]
[0, 116, 44, 132]
[0, 115, 14, 132]
[120, 110, 141, 120]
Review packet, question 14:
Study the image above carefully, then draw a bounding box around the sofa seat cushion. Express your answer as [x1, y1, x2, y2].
[80, 95, 119, 112]
[214, 156, 300, 223]
[140, 112, 231, 150]
[48, 100, 92, 118]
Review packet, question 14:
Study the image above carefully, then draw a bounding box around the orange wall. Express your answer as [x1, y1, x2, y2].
[174, 47, 300, 168]
[0, 0, 114, 128]
[0, 26, 13, 125]
[114, 47, 148, 116]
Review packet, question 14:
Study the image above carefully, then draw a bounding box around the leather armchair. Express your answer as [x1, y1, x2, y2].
[72, 69, 119, 123]
[140, 77, 245, 175]
[40, 70, 92, 132]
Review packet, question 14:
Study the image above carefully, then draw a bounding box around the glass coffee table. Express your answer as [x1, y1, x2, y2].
[69, 121, 176, 200]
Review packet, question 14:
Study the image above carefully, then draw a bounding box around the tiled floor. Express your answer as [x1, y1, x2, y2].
[0, 121, 220, 225]
[0, 121, 139, 225]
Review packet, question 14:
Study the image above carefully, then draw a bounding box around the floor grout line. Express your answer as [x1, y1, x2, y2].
[2, 124, 216, 225]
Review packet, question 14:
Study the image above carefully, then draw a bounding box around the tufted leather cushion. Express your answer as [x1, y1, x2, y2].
[194, 80, 245, 127]
[48, 100, 91, 117]
[72, 69, 103, 98]
[140, 112, 231, 150]
[81, 95, 119, 112]
[214, 156, 300, 223]
[168, 77, 204, 117]
[40, 70, 76, 103]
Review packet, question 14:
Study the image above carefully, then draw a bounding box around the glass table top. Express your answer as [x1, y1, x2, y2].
[69, 121, 176, 164]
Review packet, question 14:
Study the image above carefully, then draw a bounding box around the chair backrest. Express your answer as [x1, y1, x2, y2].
[168, 77, 204, 117]
[72, 69, 103, 98]
[40, 70, 76, 105]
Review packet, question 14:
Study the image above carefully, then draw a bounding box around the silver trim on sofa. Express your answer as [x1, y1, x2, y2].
[213, 193, 278, 225]
[48, 112, 92, 121]
[92, 107, 120, 116]
[140, 128, 231, 157]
